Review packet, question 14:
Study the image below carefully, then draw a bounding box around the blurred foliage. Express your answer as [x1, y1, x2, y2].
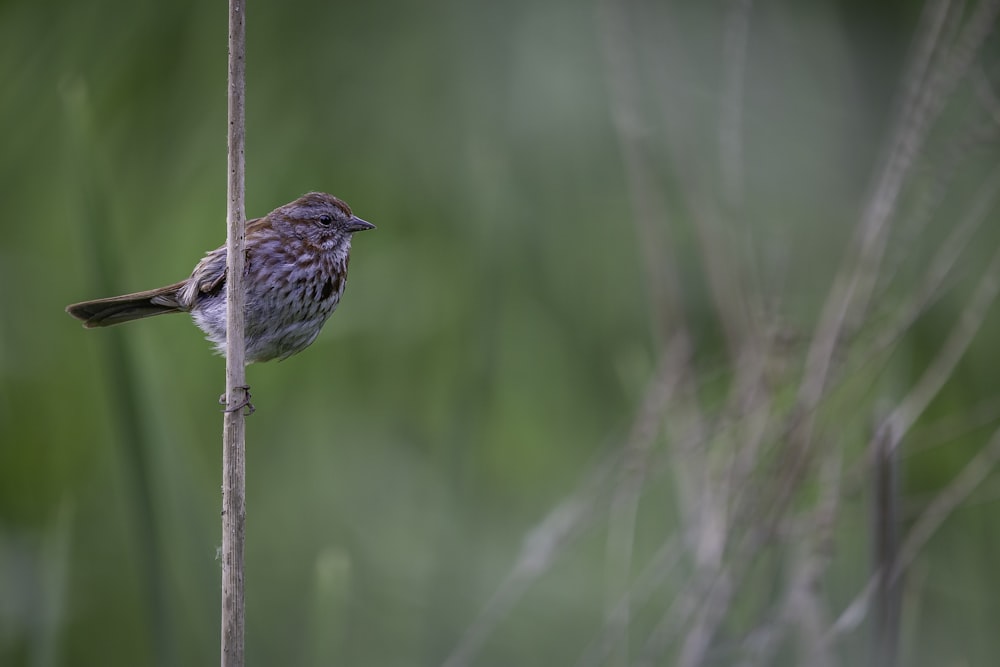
[2, 0, 1000, 665]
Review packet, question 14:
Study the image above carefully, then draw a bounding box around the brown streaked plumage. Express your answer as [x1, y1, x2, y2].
[66, 192, 375, 363]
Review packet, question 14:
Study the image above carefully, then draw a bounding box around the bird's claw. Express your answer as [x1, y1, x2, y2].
[220, 385, 255, 415]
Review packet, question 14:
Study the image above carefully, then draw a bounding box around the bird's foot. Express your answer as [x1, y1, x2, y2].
[219, 385, 255, 415]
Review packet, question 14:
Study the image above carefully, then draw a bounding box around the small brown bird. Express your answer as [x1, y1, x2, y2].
[66, 192, 374, 363]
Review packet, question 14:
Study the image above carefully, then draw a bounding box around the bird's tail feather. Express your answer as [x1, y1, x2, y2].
[66, 281, 186, 328]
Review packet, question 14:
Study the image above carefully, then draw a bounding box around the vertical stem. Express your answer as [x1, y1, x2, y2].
[872, 423, 900, 667]
[222, 0, 247, 664]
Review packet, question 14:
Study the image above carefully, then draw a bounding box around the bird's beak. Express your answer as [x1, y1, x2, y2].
[347, 216, 376, 233]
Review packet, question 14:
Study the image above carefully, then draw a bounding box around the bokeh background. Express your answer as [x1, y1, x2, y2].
[3, 0, 1000, 665]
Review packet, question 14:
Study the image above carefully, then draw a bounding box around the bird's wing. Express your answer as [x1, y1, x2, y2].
[195, 246, 228, 295]
[187, 216, 267, 299]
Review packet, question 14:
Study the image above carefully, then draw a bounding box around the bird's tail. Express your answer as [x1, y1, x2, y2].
[66, 281, 187, 328]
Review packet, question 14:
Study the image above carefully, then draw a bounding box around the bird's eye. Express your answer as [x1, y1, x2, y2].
[318, 214, 333, 226]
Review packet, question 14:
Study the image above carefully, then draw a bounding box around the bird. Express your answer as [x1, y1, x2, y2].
[66, 192, 375, 364]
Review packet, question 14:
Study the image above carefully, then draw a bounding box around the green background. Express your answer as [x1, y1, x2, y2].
[3, 0, 1000, 665]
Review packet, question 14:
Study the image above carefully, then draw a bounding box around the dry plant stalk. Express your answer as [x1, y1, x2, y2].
[446, 1, 1000, 666]
[221, 0, 248, 664]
